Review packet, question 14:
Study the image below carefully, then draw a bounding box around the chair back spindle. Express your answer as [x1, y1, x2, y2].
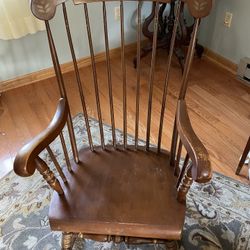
[59, 132, 72, 172]
[103, 2, 117, 148]
[46, 146, 67, 183]
[134, 0, 142, 150]
[83, 3, 106, 149]
[176, 153, 190, 188]
[45, 20, 79, 163]
[157, 0, 182, 152]
[120, 1, 128, 149]
[62, 2, 94, 151]
[174, 139, 182, 176]
[145, 1, 159, 151]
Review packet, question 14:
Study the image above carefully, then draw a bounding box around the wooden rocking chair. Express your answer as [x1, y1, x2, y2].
[14, 0, 213, 249]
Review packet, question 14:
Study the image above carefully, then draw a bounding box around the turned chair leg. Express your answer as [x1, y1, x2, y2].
[61, 232, 75, 250]
[165, 240, 178, 250]
[235, 137, 250, 175]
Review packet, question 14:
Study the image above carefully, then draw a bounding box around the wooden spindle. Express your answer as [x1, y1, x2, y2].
[176, 153, 190, 189]
[62, 232, 75, 250]
[135, 0, 142, 150]
[59, 132, 72, 172]
[170, 18, 200, 165]
[177, 166, 193, 204]
[62, 3, 94, 151]
[45, 21, 79, 163]
[146, 1, 160, 151]
[103, 2, 116, 148]
[170, 118, 178, 167]
[83, 3, 105, 150]
[120, 0, 127, 149]
[165, 240, 178, 250]
[157, 0, 182, 152]
[174, 139, 182, 176]
[35, 157, 64, 195]
[46, 146, 67, 183]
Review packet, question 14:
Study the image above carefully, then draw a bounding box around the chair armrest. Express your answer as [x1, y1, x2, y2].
[176, 100, 212, 183]
[14, 98, 69, 177]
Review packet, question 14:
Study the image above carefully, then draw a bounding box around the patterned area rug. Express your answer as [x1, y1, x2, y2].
[1, 114, 250, 250]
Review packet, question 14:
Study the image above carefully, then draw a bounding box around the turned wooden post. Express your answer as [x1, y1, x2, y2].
[166, 240, 178, 250]
[35, 157, 64, 195]
[61, 232, 75, 250]
[177, 166, 193, 203]
[165, 240, 179, 250]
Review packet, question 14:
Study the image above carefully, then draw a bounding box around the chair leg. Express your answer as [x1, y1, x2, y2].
[61, 232, 75, 250]
[165, 240, 178, 250]
[236, 137, 250, 175]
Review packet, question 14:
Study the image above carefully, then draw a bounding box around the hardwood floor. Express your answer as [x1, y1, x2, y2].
[0, 50, 249, 183]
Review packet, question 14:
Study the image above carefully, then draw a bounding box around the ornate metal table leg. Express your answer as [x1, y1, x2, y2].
[174, 47, 185, 73]
[133, 3, 167, 68]
[167, 0, 175, 34]
[133, 45, 154, 68]
[133, 2, 156, 68]
[133, 0, 205, 69]
[196, 43, 204, 58]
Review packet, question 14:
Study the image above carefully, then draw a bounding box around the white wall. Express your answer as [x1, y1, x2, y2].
[3, 1, 249, 81]
[199, 0, 250, 64]
[0, 1, 151, 82]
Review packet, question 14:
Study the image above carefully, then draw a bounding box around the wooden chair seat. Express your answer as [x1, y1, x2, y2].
[49, 146, 186, 240]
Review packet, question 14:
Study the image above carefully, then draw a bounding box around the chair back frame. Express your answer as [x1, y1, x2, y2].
[14, 0, 213, 205]
[30, 0, 212, 155]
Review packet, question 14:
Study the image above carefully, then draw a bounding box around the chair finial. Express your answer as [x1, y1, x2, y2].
[187, 0, 212, 18]
[30, 0, 63, 20]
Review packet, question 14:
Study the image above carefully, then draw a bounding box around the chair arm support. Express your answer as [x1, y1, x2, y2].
[14, 98, 69, 177]
[176, 100, 212, 183]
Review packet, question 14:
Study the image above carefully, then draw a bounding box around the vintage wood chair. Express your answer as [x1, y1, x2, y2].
[14, 0, 213, 249]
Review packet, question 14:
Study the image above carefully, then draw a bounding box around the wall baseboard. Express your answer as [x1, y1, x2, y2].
[203, 48, 237, 75]
[0, 44, 238, 93]
[0, 42, 137, 93]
